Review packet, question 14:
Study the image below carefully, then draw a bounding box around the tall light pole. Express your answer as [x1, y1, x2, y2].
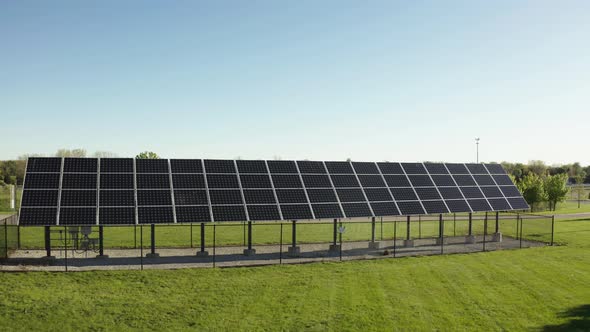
[475, 138, 480, 163]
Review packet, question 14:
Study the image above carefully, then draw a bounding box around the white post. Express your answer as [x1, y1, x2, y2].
[10, 185, 15, 210]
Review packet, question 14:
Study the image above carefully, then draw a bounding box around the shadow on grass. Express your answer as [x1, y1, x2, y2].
[541, 305, 590, 331]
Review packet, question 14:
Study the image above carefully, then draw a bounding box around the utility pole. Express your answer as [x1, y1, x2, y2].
[475, 138, 480, 163]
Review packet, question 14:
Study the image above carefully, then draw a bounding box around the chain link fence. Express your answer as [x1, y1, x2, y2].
[1, 212, 555, 270]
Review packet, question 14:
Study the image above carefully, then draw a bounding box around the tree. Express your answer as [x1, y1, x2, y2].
[544, 173, 569, 211]
[527, 160, 548, 177]
[93, 151, 118, 158]
[136, 151, 160, 159]
[55, 149, 87, 157]
[520, 173, 547, 212]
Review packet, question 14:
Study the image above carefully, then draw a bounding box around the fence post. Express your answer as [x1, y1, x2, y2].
[213, 223, 216, 268]
[190, 223, 193, 248]
[483, 214, 487, 252]
[3, 221, 7, 259]
[551, 215, 555, 246]
[64, 226, 68, 272]
[453, 213, 456, 237]
[140, 224, 143, 270]
[393, 219, 397, 258]
[380, 216, 383, 241]
[279, 223, 283, 264]
[418, 215, 422, 239]
[519, 216, 523, 248]
[439, 214, 444, 254]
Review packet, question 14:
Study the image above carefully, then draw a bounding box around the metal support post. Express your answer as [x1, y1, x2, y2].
[146, 224, 159, 258]
[243, 221, 256, 256]
[329, 218, 340, 253]
[369, 217, 380, 249]
[96, 225, 108, 258]
[197, 222, 209, 257]
[404, 216, 413, 247]
[288, 220, 300, 257]
[466, 212, 475, 244]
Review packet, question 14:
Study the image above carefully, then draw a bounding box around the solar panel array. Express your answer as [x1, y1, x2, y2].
[19, 158, 529, 225]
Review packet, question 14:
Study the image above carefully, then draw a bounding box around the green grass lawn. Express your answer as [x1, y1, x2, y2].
[1, 218, 589, 331]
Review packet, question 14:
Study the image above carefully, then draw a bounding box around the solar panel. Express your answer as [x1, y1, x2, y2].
[63, 158, 97, 173]
[19, 158, 529, 225]
[100, 158, 133, 173]
[170, 159, 203, 173]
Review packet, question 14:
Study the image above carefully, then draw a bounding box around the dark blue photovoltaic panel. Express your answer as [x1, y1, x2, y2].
[341, 203, 372, 217]
[466, 163, 488, 174]
[384, 175, 411, 187]
[351, 162, 380, 174]
[424, 163, 449, 174]
[336, 189, 366, 203]
[204, 159, 236, 173]
[64, 158, 97, 173]
[236, 160, 268, 174]
[62, 173, 97, 189]
[302, 175, 332, 188]
[209, 190, 243, 205]
[21, 190, 59, 206]
[312, 204, 343, 218]
[271, 175, 303, 188]
[421, 200, 448, 214]
[363, 188, 393, 202]
[500, 186, 521, 197]
[430, 175, 456, 186]
[445, 163, 469, 174]
[176, 206, 211, 222]
[136, 159, 169, 173]
[488, 198, 511, 211]
[480, 186, 503, 198]
[370, 202, 400, 216]
[467, 199, 492, 212]
[101, 173, 134, 189]
[390, 188, 418, 201]
[170, 159, 203, 173]
[330, 175, 360, 188]
[138, 207, 175, 224]
[100, 207, 135, 224]
[438, 187, 463, 200]
[414, 187, 441, 200]
[473, 175, 495, 186]
[445, 199, 471, 213]
[59, 207, 96, 225]
[100, 190, 135, 206]
[212, 205, 246, 221]
[267, 160, 298, 174]
[280, 204, 313, 220]
[453, 175, 476, 186]
[408, 175, 434, 187]
[401, 163, 427, 174]
[275, 189, 308, 204]
[485, 163, 506, 174]
[60, 190, 97, 206]
[396, 201, 425, 215]
[137, 190, 172, 206]
[137, 174, 170, 189]
[492, 175, 513, 186]
[357, 175, 386, 187]
[325, 161, 354, 174]
[507, 197, 529, 210]
[19, 208, 58, 225]
[173, 190, 208, 206]
[247, 205, 281, 221]
[100, 158, 134, 173]
[307, 189, 338, 203]
[297, 161, 326, 174]
[172, 174, 206, 189]
[460, 187, 485, 199]
[377, 162, 404, 174]
[240, 174, 272, 188]
[24, 173, 61, 189]
[26, 157, 62, 173]
[243, 189, 276, 204]
[206, 174, 240, 189]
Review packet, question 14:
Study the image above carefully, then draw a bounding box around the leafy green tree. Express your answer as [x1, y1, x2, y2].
[527, 160, 548, 177]
[520, 173, 547, 212]
[543, 173, 569, 211]
[55, 149, 87, 157]
[136, 151, 160, 159]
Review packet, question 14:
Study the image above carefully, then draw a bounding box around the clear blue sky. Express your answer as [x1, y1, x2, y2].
[1, 1, 589, 164]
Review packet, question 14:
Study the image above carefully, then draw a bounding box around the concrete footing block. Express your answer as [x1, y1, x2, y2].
[146, 253, 160, 258]
[328, 244, 341, 253]
[95, 255, 109, 259]
[368, 241, 381, 249]
[436, 237, 446, 245]
[196, 251, 209, 257]
[403, 239, 414, 248]
[287, 246, 301, 257]
[492, 232, 503, 242]
[465, 235, 476, 244]
[243, 249, 256, 256]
